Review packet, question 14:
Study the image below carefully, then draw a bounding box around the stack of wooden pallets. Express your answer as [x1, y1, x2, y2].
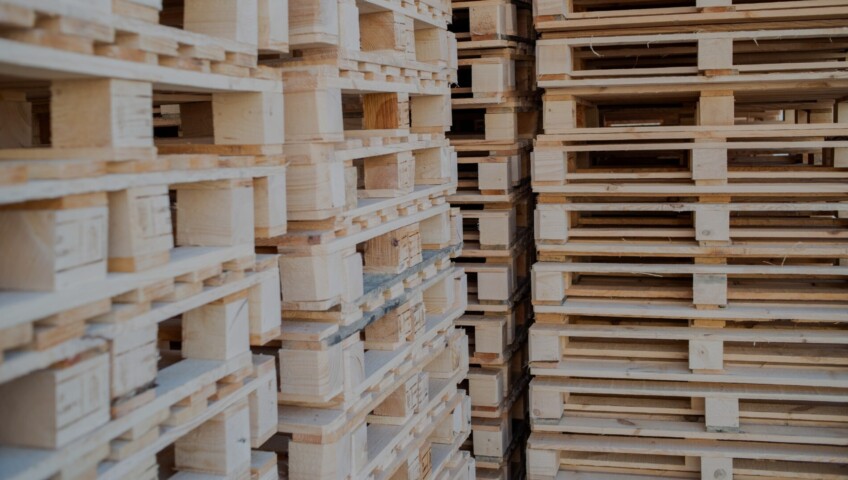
[447, 0, 537, 477]
[0, 0, 289, 478]
[250, 0, 476, 478]
[528, 1, 848, 478]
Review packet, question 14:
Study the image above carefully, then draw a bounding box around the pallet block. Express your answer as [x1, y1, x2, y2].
[108, 186, 173, 272]
[0, 351, 110, 449]
[0, 193, 108, 291]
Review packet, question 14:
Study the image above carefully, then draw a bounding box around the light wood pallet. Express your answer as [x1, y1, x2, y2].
[534, 0, 848, 36]
[0, 1, 290, 478]
[529, 3, 848, 479]
[262, 0, 459, 240]
[262, 271, 473, 479]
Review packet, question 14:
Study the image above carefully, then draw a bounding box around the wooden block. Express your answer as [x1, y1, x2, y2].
[533, 269, 566, 303]
[424, 272, 456, 314]
[286, 161, 346, 216]
[472, 415, 509, 457]
[414, 27, 449, 64]
[535, 206, 569, 242]
[472, 59, 512, 94]
[701, 456, 733, 480]
[692, 148, 728, 182]
[253, 174, 287, 238]
[534, 0, 568, 17]
[485, 112, 517, 141]
[249, 359, 278, 447]
[359, 11, 406, 52]
[411, 94, 450, 133]
[478, 210, 515, 248]
[213, 91, 284, 145]
[108, 186, 173, 272]
[283, 86, 343, 141]
[258, 0, 288, 52]
[363, 92, 408, 130]
[51, 79, 152, 149]
[111, 324, 158, 399]
[184, 0, 258, 46]
[695, 206, 730, 242]
[468, 368, 504, 407]
[0, 94, 31, 148]
[421, 210, 453, 249]
[543, 98, 577, 132]
[175, 179, 254, 247]
[343, 338, 365, 399]
[288, 0, 338, 46]
[0, 353, 110, 448]
[280, 251, 344, 303]
[689, 339, 724, 372]
[364, 292, 423, 349]
[693, 273, 727, 307]
[289, 427, 359, 480]
[531, 386, 564, 420]
[371, 372, 424, 423]
[414, 146, 453, 185]
[342, 251, 364, 302]
[529, 326, 562, 362]
[537, 44, 571, 78]
[532, 150, 567, 184]
[0, 199, 108, 291]
[363, 223, 422, 274]
[425, 329, 467, 378]
[699, 93, 735, 126]
[182, 292, 250, 361]
[527, 448, 560, 478]
[360, 152, 415, 197]
[476, 266, 512, 302]
[175, 399, 252, 477]
[248, 267, 282, 344]
[705, 396, 739, 432]
[698, 38, 733, 71]
[279, 342, 343, 399]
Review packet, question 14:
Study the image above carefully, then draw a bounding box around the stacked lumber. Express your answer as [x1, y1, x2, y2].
[528, 1, 848, 478]
[251, 0, 475, 478]
[447, 0, 537, 477]
[0, 0, 288, 479]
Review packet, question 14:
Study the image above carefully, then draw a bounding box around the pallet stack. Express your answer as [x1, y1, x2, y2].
[447, 0, 537, 477]
[250, 0, 475, 478]
[528, 1, 848, 478]
[0, 0, 289, 479]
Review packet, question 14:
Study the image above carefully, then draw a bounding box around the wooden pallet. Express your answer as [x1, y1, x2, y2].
[263, 206, 462, 320]
[0, 353, 277, 480]
[450, 141, 531, 197]
[535, 0, 848, 36]
[275, 325, 471, 479]
[526, 432, 848, 480]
